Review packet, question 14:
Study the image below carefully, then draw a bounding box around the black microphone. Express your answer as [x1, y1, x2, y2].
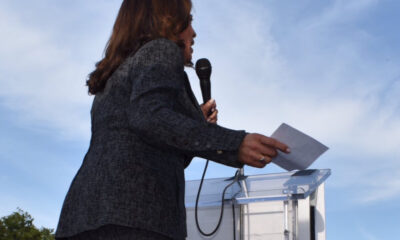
[195, 58, 212, 104]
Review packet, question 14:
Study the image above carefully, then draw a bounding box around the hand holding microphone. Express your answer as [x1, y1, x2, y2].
[196, 58, 218, 123]
[195, 58, 290, 169]
[201, 99, 218, 123]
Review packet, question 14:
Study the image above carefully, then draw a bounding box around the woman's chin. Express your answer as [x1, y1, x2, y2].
[184, 53, 193, 64]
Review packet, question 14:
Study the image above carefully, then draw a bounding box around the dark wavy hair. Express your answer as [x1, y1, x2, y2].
[86, 0, 192, 95]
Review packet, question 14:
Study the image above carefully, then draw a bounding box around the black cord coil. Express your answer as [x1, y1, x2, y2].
[194, 159, 240, 238]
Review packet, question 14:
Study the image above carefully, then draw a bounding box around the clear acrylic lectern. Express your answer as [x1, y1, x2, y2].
[185, 169, 331, 240]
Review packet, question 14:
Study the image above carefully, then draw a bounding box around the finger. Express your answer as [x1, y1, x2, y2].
[240, 149, 263, 168]
[260, 136, 290, 153]
[262, 156, 272, 164]
[265, 156, 272, 164]
[248, 158, 267, 168]
[248, 152, 268, 168]
[207, 117, 218, 123]
[203, 100, 216, 118]
[207, 117, 217, 124]
[205, 99, 215, 110]
[200, 99, 214, 113]
[257, 154, 272, 164]
[208, 119, 217, 124]
[211, 101, 217, 111]
[207, 110, 218, 123]
[256, 143, 278, 158]
[207, 110, 218, 119]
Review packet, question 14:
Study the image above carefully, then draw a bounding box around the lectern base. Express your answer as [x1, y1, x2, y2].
[185, 170, 330, 240]
[186, 185, 326, 240]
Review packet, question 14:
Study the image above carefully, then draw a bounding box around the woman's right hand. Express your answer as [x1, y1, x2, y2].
[238, 133, 290, 168]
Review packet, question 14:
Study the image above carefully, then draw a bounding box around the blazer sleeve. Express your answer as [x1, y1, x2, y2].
[127, 39, 246, 168]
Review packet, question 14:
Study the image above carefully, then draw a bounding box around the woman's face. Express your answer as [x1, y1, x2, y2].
[179, 21, 196, 64]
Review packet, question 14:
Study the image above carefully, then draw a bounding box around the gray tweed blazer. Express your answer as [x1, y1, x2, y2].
[55, 38, 247, 239]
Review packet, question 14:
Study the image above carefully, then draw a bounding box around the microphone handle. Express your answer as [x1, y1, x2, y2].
[200, 79, 212, 117]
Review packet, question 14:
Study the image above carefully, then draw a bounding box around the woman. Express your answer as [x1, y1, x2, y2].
[55, 0, 289, 239]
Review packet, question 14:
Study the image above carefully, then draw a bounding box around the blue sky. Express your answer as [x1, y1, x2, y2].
[0, 0, 399, 239]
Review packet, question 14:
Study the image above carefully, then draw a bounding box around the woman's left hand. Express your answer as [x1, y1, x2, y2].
[201, 99, 218, 124]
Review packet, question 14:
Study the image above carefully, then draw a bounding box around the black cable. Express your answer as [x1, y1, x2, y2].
[195, 160, 240, 237]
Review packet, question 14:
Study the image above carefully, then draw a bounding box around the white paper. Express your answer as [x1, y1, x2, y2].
[270, 123, 328, 171]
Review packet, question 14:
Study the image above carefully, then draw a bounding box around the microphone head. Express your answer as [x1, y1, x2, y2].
[195, 58, 212, 80]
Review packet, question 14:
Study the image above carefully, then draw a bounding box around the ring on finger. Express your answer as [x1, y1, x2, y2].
[259, 156, 266, 162]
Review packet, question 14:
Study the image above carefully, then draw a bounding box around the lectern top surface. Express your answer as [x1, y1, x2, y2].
[185, 169, 331, 207]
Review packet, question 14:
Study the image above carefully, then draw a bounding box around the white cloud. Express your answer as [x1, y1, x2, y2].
[328, 156, 400, 203]
[360, 177, 400, 204]
[305, 0, 379, 28]
[0, 3, 95, 140]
